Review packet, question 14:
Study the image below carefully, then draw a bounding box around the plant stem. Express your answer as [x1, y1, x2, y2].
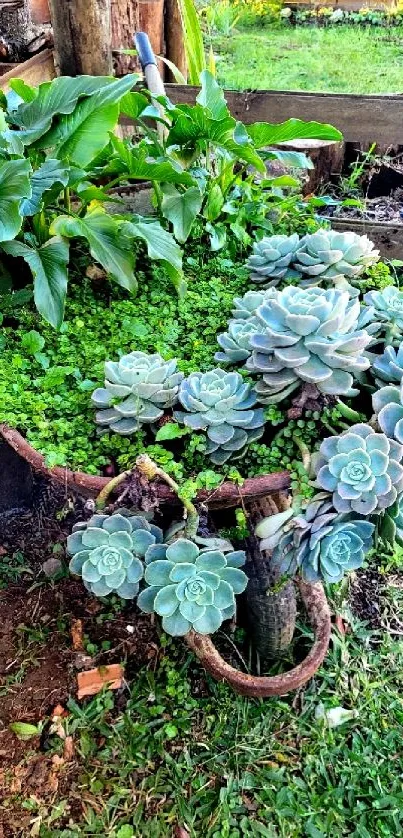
[291, 434, 311, 472]
[136, 454, 199, 539]
[336, 399, 362, 423]
[95, 470, 131, 510]
[64, 187, 71, 213]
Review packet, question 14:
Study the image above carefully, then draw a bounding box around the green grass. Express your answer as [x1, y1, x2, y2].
[214, 25, 403, 93]
[9, 586, 403, 837]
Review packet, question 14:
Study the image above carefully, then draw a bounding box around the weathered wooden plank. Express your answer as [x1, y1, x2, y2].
[0, 48, 55, 90]
[164, 84, 403, 145]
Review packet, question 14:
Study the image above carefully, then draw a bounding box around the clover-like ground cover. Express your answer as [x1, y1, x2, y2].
[0, 247, 327, 492]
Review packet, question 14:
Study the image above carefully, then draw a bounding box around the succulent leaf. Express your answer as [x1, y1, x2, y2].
[246, 234, 301, 286]
[293, 230, 379, 292]
[258, 496, 375, 584]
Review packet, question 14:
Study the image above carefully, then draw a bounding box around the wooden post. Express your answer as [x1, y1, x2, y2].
[165, 0, 186, 81]
[48, 0, 113, 76]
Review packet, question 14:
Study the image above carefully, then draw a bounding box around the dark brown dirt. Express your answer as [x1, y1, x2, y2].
[349, 568, 384, 628]
[0, 576, 161, 836]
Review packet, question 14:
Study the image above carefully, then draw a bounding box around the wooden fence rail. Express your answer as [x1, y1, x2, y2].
[164, 85, 403, 146]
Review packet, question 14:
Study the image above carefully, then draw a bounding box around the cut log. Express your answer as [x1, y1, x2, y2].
[275, 138, 344, 195]
[0, 424, 290, 509]
[49, 0, 112, 76]
[29, 0, 50, 23]
[112, 0, 165, 77]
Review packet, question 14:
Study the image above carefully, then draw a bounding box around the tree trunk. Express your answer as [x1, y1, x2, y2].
[165, 0, 186, 81]
[49, 0, 112, 76]
[0, 0, 32, 61]
[111, 0, 138, 76]
[111, 0, 165, 78]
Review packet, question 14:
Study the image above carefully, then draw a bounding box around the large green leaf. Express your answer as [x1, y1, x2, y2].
[10, 75, 139, 145]
[119, 91, 150, 120]
[2, 237, 69, 328]
[246, 119, 343, 148]
[51, 208, 136, 292]
[0, 158, 31, 242]
[196, 71, 228, 121]
[123, 217, 184, 293]
[34, 75, 139, 167]
[168, 106, 265, 173]
[21, 158, 70, 216]
[161, 184, 203, 242]
[176, 0, 206, 84]
[110, 136, 196, 186]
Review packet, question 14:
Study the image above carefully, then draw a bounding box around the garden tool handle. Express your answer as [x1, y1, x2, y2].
[134, 32, 167, 142]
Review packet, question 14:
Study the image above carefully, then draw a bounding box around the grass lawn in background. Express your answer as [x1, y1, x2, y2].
[214, 25, 403, 93]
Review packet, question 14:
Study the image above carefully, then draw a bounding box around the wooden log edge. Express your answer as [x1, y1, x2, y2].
[184, 579, 331, 697]
[0, 424, 290, 509]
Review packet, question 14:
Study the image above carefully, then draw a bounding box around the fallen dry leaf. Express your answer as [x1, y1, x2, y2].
[77, 664, 124, 699]
[335, 614, 346, 636]
[71, 618, 84, 651]
[63, 736, 74, 761]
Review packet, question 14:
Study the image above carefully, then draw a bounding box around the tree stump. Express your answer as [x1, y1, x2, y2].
[275, 138, 345, 195]
[0, 0, 31, 61]
[49, 0, 112, 76]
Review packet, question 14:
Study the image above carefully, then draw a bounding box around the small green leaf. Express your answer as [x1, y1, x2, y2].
[9, 722, 39, 740]
[161, 185, 203, 243]
[155, 422, 191, 441]
[196, 70, 228, 121]
[21, 329, 45, 355]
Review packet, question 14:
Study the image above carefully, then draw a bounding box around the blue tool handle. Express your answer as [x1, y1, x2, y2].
[134, 32, 157, 69]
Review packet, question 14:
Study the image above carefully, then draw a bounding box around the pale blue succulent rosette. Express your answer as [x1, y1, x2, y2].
[174, 369, 265, 465]
[91, 351, 183, 435]
[362, 286, 403, 344]
[215, 318, 261, 364]
[246, 286, 371, 403]
[293, 230, 379, 291]
[232, 289, 277, 321]
[137, 538, 248, 636]
[314, 423, 403, 515]
[67, 512, 164, 599]
[247, 233, 301, 286]
[373, 381, 403, 447]
[372, 343, 403, 388]
[256, 494, 375, 584]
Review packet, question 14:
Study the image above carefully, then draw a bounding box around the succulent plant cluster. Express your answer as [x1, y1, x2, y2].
[256, 494, 374, 584]
[246, 286, 371, 402]
[373, 381, 403, 446]
[246, 230, 379, 290]
[372, 343, 403, 387]
[247, 234, 301, 285]
[313, 423, 403, 515]
[174, 369, 265, 464]
[137, 538, 247, 636]
[67, 512, 164, 598]
[363, 286, 403, 343]
[92, 351, 183, 435]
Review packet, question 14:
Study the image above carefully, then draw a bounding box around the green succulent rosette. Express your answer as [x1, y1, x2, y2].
[137, 538, 248, 636]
